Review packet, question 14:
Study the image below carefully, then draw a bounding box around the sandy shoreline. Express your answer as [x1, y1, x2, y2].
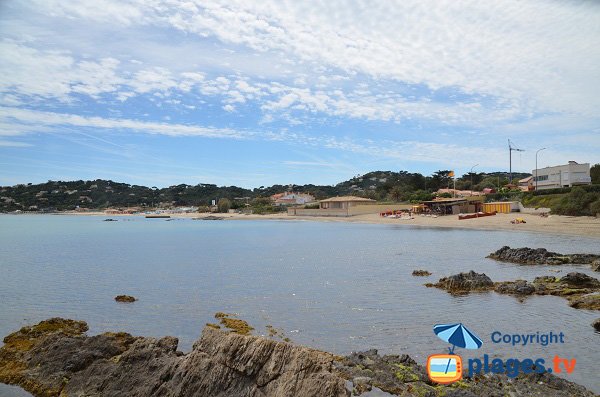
[45, 210, 600, 239]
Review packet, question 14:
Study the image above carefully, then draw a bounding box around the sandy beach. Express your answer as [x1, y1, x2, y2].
[71, 211, 600, 239]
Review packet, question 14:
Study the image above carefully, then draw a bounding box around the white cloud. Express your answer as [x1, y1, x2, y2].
[0, 139, 31, 147]
[0, 107, 246, 138]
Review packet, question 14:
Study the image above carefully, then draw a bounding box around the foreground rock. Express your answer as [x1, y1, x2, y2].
[488, 246, 600, 266]
[593, 318, 600, 331]
[429, 271, 600, 310]
[1, 319, 597, 397]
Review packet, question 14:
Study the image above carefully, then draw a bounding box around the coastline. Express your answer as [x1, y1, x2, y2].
[50, 211, 600, 239]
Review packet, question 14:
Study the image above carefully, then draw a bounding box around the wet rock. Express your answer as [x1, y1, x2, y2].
[591, 260, 600, 272]
[495, 280, 536, 295]
[488, 246, 600, 266]
[427, 271, 494, 293]
[103, 218, 118, 222]
[114, 295, 136, 303]
[593, 318, 600, 331]
[429, 272, 600, 310]
[568, 293, 600, 310]
[411, 270, 431, 277]
[559, 272, 600, 288]
[1, 319, 598, 397]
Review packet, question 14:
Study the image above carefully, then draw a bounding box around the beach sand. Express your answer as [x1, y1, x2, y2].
[219, 212, 600, 238]
[91, 211, 600, 239]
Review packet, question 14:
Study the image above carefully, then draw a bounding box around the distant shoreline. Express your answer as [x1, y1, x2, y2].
[8, 211, 600, 239]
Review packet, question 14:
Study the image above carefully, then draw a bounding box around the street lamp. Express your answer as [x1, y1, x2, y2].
[470, 164, 479, 195]
[535, 148, 546, 191]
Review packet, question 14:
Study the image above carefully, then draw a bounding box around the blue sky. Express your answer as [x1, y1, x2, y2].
[1, 1, 599, 188]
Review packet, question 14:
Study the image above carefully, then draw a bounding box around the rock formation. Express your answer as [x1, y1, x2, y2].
[411, 270, 432, 276]
[425, 271, 494, 293]
[114, 295, 136, 303]
[428, 271, 600, 310]
[488, 246, 600, 266]
[1, 318, 598, 397]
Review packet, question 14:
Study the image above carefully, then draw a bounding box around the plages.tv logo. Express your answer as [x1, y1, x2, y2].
[427, 323, 482, 384]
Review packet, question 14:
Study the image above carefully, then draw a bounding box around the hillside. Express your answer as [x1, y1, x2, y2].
[0, 170, 532, 212]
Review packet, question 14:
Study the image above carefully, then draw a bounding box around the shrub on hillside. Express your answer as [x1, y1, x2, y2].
[551, 187, 600, 216]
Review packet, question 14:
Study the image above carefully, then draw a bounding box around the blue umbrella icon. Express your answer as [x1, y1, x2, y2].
[433, 323, 482, 375]
[433, 323, 483, 354]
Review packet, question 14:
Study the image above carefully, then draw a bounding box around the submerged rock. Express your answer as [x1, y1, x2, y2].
[411, 270, 432, 277]
[114, 295, 136, 303]
[593, 318, 600, 331]
[568, 293, 600, 310]
[488, 246, 600, 266]
[426, 271, 494, 293]
[1, 318, 597, 397]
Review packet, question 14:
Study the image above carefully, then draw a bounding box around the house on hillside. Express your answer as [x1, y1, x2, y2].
[518, 176, 533, 191]
[271, 192, 315, 206]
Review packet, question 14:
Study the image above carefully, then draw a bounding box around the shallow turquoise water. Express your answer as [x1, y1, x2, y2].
[0, 215, 599, 394]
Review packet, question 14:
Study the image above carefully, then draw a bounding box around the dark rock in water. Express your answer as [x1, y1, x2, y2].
[411, 269, 431, 276]
[559, 272, 600, 288]
[427, 270, 494, 293]
[0, 318, 598, 397]
[488, 246, 600, 266]
[495, 280, 536, 295]
[103, 218, 118, 222]
[196, 215, 225, 220]
[593, 318, 600, 331]
[429, 271, 600, 310]
[114, 295, 136, 303]
[592, 260, 600, 272]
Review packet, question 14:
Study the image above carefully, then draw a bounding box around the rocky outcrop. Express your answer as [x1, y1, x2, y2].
[428, 272, 600, 310]
[2, 318, 598, 397]
[488, 246, 600, 266]
[411, 270, 431, 276]
[0, 318, 348, 397]
[114, 295, 136, 302]
[425, 271, 494, 293]
[592, 260, 600, 272]
[593, 318, 600, 331]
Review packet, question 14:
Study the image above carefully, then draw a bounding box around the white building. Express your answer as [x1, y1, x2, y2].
[532, 161, 591, 190]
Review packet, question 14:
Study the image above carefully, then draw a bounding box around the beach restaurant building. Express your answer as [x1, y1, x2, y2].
[419, 197, 484, 215]
[319, 196, 375, 209]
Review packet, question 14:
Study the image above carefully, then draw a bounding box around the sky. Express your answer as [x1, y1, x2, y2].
[1, 1, 599, 188]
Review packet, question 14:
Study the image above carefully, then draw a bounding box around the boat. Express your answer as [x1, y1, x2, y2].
[458, 211, 496, 220]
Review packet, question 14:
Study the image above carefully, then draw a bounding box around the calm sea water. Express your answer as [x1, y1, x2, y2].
[0, 215, 599, 395]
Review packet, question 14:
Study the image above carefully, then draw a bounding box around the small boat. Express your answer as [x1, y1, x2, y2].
[145, 215, 171, 219]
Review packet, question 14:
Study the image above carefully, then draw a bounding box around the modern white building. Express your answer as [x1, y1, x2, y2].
[532, 161, 591, 190]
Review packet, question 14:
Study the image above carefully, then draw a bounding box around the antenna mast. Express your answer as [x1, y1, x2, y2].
[508, 139, 524, 184]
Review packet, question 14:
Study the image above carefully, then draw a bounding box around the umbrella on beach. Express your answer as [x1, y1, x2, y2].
[433, 323, 482, 353]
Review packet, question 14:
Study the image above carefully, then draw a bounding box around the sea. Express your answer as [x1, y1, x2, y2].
[0, 215, 599, 395]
